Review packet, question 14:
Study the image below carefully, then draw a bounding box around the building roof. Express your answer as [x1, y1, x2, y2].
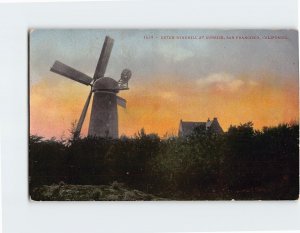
[179, 121, 206, 136]
[206, 120, 212, 128]
[179, 118, 223, 136]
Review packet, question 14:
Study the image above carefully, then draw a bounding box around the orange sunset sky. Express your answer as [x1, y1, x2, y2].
[30, 29, 299, 138]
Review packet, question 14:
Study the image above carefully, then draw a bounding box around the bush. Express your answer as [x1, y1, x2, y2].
[29, 123, 299, 200]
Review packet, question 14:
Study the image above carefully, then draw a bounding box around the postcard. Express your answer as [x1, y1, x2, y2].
[29, 29, 299, 200]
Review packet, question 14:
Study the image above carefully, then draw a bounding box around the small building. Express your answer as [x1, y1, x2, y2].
[178, 117, 223, 137]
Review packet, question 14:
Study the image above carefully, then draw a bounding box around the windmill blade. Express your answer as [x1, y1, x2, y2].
[93, 36, 114, 80]
[75, 90, 93, 135]
[116, 96, 126, 108]
[51, 61, 93, 85]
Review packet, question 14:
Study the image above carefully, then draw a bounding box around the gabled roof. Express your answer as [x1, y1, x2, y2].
[206, 120, 212, 128]
[179, 118, 224, 136]
[180, 121, 206, 136]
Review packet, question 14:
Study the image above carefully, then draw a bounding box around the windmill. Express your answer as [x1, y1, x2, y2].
[50, 36, 131, 138]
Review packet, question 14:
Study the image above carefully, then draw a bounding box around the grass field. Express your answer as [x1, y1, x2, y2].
[30, 181, 164, 201]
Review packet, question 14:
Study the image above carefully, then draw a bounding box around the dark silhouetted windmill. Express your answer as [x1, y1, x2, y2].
[50, 36, 131, 138]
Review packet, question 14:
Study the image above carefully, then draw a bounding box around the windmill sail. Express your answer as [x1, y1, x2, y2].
[116, 96, 127, 108]
[93, 36, 114, 80]
[50, 61, 93, 85]
[75, 89, 93, 135]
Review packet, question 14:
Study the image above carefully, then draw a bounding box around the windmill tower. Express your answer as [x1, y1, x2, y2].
[50, 36, 131, 138]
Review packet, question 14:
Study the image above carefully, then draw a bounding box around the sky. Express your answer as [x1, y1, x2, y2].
[30, 29, 299, 138]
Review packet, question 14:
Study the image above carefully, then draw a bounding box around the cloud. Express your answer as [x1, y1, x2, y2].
[197, 73, 247, 92]
[160, 44, 194, 62]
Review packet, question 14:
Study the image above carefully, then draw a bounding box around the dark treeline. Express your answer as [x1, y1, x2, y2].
[29, 122, 299, 200]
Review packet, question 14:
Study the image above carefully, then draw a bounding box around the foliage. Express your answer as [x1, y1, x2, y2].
[31, 182, 163, 201]
[29, 123, 299, 200]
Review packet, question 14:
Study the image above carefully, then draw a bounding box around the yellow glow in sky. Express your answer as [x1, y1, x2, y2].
[30, 72, 298, 139]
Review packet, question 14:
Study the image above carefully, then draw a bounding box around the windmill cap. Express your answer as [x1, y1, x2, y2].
[93, 77, 119, 92]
